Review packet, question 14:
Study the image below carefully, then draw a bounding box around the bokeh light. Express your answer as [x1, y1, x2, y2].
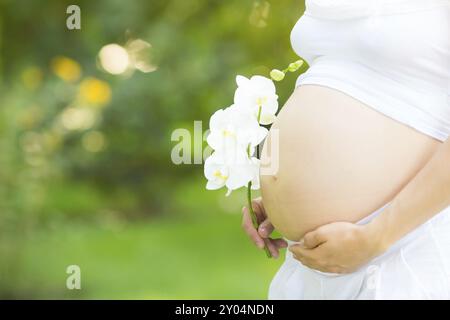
[51, 56, 81, 82]
[126, 39, 158, 73]
[98, 44, 130, 75]
[82, 131, 106, 153]
[60, 107, 97, 131]
[78, 77, 112, 107]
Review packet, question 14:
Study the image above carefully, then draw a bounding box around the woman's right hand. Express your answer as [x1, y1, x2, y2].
[241, 197, 288, 258]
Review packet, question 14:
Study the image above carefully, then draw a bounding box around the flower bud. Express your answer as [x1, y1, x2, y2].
[288, 60, 304, 72]
[288, 63, 298, 72]
[270, 69, 285, 81]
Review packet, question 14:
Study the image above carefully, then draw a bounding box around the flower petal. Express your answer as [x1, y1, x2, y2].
[259, 113, 277, 125]
[250, 75, 276, 93]
[206, 180, 224, 190]
[236, 75, 250, 88]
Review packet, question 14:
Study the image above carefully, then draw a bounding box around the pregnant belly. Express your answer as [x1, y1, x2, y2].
[260, 84, 441, 241]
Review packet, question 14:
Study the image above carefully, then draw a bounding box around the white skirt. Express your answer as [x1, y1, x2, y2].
[268, 203, 450, 300]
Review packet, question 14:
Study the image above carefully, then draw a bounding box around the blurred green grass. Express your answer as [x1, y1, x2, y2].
[12, 205, 284, 299]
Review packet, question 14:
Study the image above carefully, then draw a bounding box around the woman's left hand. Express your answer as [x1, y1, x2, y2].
[289, 221, 385, 274]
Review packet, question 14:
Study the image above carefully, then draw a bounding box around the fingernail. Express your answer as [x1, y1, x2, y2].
[257, 241, 264, 249]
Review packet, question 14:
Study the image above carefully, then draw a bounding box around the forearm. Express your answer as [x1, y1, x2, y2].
[368, 137, 450, 252]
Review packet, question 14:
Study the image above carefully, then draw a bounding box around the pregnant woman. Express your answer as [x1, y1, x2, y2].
[242, 0, 450, 299]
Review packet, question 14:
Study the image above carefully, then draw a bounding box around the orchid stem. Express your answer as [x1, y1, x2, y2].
[247, 181, 272, 258]
[247, 105, 271, 258]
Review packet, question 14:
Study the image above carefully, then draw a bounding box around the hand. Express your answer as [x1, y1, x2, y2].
[242, 197, 288, 258]
[289, 221, 384, 274]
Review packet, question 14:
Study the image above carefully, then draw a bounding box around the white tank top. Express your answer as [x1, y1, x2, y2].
[291, 0, 450, 141]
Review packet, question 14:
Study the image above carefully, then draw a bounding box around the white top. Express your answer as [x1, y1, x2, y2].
[291, 0, 450, 141]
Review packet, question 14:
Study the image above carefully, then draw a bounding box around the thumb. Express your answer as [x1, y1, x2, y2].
[302, 230, 325, 249]
[258, 219, 274, 238]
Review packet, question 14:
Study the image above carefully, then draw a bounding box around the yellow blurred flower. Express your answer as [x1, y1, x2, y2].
[78, 77, 112, 107]
[51, 56, 81, 82]
[21, 66, 43, 90]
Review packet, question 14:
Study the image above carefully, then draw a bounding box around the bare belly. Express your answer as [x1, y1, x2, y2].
[260, 84, 441, 241]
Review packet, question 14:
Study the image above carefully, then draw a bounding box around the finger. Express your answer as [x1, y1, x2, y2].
[241, 206, 265, 249]
[292, 252, 312, 267]
[265, 238, 280, 259]
[290, 249, 313, 265]
[264, 238, 288, 259]
[288, 244, 316, 261]
[302, 230, 326, 249]
[290, 247, 339, 273]
[271, 238, 288, 249]
[290, 245, 333, 272]
[290, 251, 327, 272]
[251, 198, 267, 224]
[258, 219, 274, 238]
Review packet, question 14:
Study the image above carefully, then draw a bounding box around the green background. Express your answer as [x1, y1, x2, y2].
[0, 0, 305, 299]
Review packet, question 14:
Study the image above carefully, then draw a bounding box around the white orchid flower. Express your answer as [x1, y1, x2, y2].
[206, 105, 267, 153]
[204, 151, 259, 196]
[234, 75, 279, 125]
[249, 157, 261, 190]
